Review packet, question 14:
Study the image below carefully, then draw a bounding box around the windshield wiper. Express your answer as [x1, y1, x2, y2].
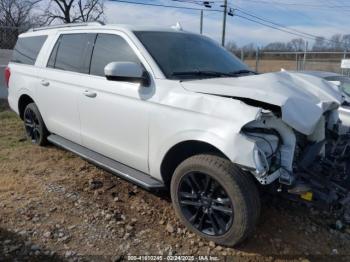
[171, 70, 256, 79]
[229, 69, 257, 75]
[171, 70, 235, 78]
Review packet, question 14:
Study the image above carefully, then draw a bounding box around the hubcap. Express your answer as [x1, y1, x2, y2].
[24, 108, 41, 143]
[178, 172, 234, 236]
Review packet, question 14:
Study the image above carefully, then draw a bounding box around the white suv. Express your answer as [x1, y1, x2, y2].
[5, 22, 350, 246]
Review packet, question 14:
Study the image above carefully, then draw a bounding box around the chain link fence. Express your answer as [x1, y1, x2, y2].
[232, 49, 350, 75]
[0, 26, 23, 97]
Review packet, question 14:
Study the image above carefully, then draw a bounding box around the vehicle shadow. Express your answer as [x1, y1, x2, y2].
[0, 227, 64, 262]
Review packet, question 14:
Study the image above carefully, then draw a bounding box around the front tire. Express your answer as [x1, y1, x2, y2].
[170, 154, 260, 247]
[23, 103, 49, 146]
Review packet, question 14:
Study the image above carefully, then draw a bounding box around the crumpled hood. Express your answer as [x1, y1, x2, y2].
[181, 71, 342, 135]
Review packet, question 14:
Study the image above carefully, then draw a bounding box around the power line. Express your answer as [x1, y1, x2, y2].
[169, 0, 340, 42]
[225, 8, 344, 44]
[233, 13, 349, 49]
[109, 0, 349, 48]
[234, 13, 342, 45]
[233, 8, 330, 42]
[234, 14, 316, 41]
[109, 0, 222, 12]
[239, 0, 350, 9]
[203, 1, 345, 46]
[183, 0, 350, 47]
[201, 7, 319, 41]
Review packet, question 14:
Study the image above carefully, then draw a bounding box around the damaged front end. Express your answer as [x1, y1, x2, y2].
[241, 109, 350, 223]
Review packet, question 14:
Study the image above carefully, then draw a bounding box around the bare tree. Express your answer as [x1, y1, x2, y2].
[342, 34, 350, 51]
[263, 42, 287, 51]
[330, 34, 343, 51]
[287, 38, 306, 52]
[312, 36, 327, 51]
[225, 41, 238, 53]
[44, 0, 104, 24]
[0, 0, 41, 27]
[240, 43, 256, 58]
[0, 0, 43, 48]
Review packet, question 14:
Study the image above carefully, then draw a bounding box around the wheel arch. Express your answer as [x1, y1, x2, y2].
[18, 94, 35, 120]
[160, 140, 229, 188]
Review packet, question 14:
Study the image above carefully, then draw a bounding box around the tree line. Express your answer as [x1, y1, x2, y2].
[0, 0, 104, 29]
[226, 34, 350, 53]
[0, 0, 105, 48]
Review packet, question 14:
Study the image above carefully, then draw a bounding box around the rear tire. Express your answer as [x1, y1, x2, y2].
[170, 154, 260, 247]
[23, 103, 49, 146]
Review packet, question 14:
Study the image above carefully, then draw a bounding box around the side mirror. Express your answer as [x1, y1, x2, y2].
[104, 62, 150, 87]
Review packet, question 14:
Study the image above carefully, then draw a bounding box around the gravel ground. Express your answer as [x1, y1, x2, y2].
[1, 100, 350, 262]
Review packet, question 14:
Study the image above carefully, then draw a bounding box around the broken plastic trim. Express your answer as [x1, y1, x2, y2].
[253, 147, 269, 177]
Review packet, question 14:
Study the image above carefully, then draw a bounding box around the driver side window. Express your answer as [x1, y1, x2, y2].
[90, 34, 140, 77]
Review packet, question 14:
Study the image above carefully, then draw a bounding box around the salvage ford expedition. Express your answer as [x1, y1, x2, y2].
[5, 22, 350, 246]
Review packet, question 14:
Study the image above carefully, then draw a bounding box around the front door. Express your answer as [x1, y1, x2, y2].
[78, 33, 152, 173]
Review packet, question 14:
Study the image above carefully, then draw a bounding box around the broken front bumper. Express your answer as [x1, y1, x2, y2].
[242, 111, 350, 223]
[294, 133, 350, 223]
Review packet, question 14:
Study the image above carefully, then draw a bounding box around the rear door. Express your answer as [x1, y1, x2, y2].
[7, 35, 48, 113]
[36, 33, 96, 144]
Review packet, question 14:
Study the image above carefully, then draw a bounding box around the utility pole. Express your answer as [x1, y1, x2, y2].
[200, 9, 203, 34]
[221, 0, 227, 46]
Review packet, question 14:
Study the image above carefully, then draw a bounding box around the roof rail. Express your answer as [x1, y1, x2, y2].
[27, 21, 105, 32]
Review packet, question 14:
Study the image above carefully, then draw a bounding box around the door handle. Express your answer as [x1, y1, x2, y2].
[83, 90, 97, 98]
[41, 80, 50, 86]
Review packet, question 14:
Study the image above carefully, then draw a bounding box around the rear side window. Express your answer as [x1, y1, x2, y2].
[90, 34, 140, 77]
[12, 35, 47, 65]
[49, 33, 96, 74]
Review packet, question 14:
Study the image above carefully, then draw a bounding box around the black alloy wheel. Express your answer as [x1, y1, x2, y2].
[178, 171, 233, 236]
[23, 103, 48, 146]
[24, 106, 41, 143]
[171, 154, 261, 246]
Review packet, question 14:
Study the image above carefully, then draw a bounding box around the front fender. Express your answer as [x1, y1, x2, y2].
[149, 129, 257, 181]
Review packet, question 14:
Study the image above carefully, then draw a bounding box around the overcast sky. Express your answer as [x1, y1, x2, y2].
[105, 0, 350, 46]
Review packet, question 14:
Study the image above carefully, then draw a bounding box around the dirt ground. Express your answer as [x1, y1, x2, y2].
[0, 100, 350, 262]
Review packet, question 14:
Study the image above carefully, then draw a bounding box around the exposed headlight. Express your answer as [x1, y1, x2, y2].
[242, 127, 281, 178]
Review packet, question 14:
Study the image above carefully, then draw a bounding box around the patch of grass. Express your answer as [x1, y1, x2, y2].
[0, 112, 27, 150]
[0, 110, 16, 120]
[0, 154, 8, 162]
[0, 136, 26, 149]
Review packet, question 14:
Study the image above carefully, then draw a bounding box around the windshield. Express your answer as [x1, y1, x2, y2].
[134, 31, 251, 79]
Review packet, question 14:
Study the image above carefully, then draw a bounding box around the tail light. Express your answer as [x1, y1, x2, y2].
[4, 66, 10, 88]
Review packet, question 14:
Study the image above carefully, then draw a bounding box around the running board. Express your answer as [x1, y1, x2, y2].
[47, 134, 165, 190]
